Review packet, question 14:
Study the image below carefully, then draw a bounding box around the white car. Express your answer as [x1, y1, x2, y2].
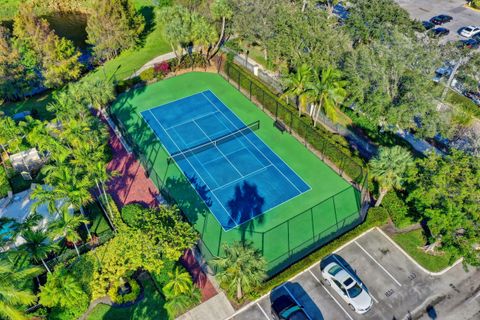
[321, 261, 373, 314]
[460, 26, 480, 38]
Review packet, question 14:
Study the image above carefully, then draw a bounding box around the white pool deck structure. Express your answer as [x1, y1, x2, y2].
[0, 184, 63, 249]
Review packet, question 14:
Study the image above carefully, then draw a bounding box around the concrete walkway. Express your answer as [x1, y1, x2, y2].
[176, 292, 234, 320]
[130, 51, 176, 77]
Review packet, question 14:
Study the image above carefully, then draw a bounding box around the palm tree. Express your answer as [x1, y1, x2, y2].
[38, 267, 84, 309]
[18, 229, 58, 274]
[0, 258, 42, 320]
[48, 210, 87, 257]
[369, 146, 413, 207]
[211, 241, 266, 301]
[191, 14, 218, 63]
[164, 286, 201, 318]
[282, 64, 313, 117]
[79, 78, 115, 115]
[89, 162, 118, 231]
[307, 67, 347, 126]
[210, 0, 233, 58]
[44, 166, 94, 238]
[163, 267, 194, 298]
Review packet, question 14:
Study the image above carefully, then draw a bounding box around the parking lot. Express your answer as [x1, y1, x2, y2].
[229, 228, 478, 320]
[395, 0, 480, 42]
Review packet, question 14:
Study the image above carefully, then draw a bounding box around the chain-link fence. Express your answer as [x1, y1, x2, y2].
[108, 70, 370, 273]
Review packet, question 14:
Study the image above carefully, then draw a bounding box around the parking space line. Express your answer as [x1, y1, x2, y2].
[354, 241, 402, 287]
[308, 270, 354, 320]
[256, 303, 270, 319]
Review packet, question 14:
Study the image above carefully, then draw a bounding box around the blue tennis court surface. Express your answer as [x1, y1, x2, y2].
[141, 90, 310, 230]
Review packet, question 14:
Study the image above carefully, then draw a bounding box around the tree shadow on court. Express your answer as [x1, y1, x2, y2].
[163, 174, 211, 225]
[226, 181, 265, 242]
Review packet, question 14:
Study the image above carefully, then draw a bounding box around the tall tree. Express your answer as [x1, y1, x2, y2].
[18, 229, 58, 273]
[13, 5, 81, 88]
[211, 241, 266, 300]
[86, 0, 145, 60]
[210, 0, 233, 57]
[0, 258, 42, 320]
[282, 64, 313, 116]
[307, 67, 347, 125]
[38, 266, 89, 318]
[162, 267, 194, 298]
[0, 27, 35, 101]
[407, 151, 480, 265]
[48, 210, 88, 256]
[369, 146, 413, 207]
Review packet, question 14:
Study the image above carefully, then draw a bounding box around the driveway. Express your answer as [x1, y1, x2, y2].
[395, 0, 480, 43]
[229, 228, 480, 320]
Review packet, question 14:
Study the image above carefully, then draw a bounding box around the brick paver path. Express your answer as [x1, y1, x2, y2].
[103, 115, 218, 301]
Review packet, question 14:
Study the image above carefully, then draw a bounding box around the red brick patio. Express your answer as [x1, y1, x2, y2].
[104, 117, 218, 301]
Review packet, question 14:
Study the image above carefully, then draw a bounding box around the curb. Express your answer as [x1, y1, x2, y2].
[375, 227, 463, 276]
[225, 227, 377, 319]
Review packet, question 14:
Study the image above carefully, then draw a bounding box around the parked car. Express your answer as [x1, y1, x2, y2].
[464, 91, 480, 106]
[271, 295, 311, 320]
[433, 62, 454, 83]
[322, 261, 373, 314]
[429, 27, 450, 37]
[430, 15, 453, 25]
[457, 39, 479, 49]
[333, 3, 349, 20]
[460, 26, 480, 38]
[422, 21, 436, 30]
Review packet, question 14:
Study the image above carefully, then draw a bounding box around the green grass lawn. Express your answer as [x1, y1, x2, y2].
[0, 1, 170, 120]
[85, 201, 112, 235]
[110, 72, 362, 273]
[392, 229, 455, 273]
[87, 275, 168, 320]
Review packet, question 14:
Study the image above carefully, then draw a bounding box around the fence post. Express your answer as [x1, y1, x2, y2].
[310, 208, 315, 238]
[289, 110, 293, 133]
[227, 64, 230, 82]
[275, 101, 279, 120]
[238, 71, 241, 90]
[287, 220, 291, 256]
[332, 196, 339, 230]
[249, 80, 252, 100]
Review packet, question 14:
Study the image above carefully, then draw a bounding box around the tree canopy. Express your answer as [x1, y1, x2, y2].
[407, 151, 480, 266]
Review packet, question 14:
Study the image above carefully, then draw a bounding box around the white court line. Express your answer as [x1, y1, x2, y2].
[308, 270, 354, 320]
[256, 303, 270, 320]
[193, 119, 244, 177]
[147, 110, 237, 226]
[164, 109, 220, 130]
[354, 241, 402, 287]
[201, 91, 307, 194]
[210, 165, 273, 193]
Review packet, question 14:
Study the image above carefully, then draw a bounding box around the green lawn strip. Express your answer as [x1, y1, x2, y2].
[85, 201, 112, 235]
[87, 276, 168, 320]
[110, 72, 362, 272]
[392, 229, 454, 273]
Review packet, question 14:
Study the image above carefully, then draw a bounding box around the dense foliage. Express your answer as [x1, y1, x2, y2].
[407, 151, 480, 266]
[86, 0, 145, 61]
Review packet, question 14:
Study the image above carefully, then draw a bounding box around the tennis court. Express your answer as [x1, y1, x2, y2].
[110, 72, 363, 273]
[141, 90, 310, 231]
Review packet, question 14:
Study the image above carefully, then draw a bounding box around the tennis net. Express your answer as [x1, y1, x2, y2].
[168, 120, 260, 163]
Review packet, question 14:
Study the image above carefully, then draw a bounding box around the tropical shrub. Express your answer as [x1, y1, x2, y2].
[471, 0, 480, 9]
[121, 203, 144, 227]
[108, 278, 141, 304]
[154, 61, 170, 76]
[139, 68, 156, 82]
[366, 206, 389, 225]
[382, 192, 414, 229]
